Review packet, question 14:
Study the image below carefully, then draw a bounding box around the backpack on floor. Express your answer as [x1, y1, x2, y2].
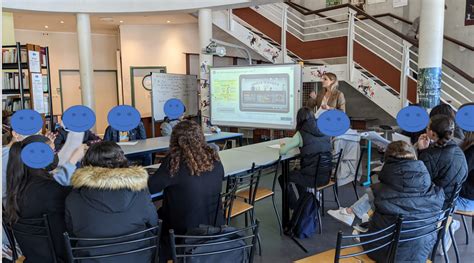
[284, 192, 319, 239]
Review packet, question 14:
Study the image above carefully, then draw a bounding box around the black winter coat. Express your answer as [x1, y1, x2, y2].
[418, 140, 468, 205]
[65, 166, 158, 263]
[362, 158, 445, 263]
[299, 120, 332, 185]
[15, 170, 70, 263]
[460, 145, 474, 200]
[148, 157, 225, 235]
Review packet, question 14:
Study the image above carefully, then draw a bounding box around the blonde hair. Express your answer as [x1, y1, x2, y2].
[384, 141, 417, 160]
[322, 72, 339, 91]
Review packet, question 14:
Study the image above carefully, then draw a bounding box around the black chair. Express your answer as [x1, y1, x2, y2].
[334, 216, 403, 262]
[169, 221, 259, 263]
[10, 214, 58, 263]
[63, 221, 162, 263]
[216, 181, 238, 226]
[444, 183, 463, 263]
[352, 147, 366, 200]
[236, 157, 283, 235]
[2, 220, 19, 261]
[312, 150, 342, 233]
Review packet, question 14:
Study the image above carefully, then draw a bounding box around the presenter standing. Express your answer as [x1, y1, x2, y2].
[316, 72, 346, 112]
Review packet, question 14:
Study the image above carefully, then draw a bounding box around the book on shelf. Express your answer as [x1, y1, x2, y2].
[42, 75, 49, 92]
[2, 97, 30, 112]
[2, 48, 27, 64]
[2, 72, 29, 90]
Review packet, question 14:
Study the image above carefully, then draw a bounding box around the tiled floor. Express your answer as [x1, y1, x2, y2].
[231, 171, 474, 263]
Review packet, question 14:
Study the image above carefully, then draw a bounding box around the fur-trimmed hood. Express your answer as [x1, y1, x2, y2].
[72, 166, 149, 191]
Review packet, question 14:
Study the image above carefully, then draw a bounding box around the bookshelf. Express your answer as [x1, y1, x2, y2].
[2, 42, 54, 130]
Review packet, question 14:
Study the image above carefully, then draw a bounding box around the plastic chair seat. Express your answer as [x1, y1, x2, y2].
[236, 187, 274, 201]
[454, 210, 474, 217]
[316, 179, 336, 191]
[229, 200, 253, 218]
[293, 246, 374, 263]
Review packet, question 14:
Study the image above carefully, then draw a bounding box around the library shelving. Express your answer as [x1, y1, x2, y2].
[2, 42, 54, 130]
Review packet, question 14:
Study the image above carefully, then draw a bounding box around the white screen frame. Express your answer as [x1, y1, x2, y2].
[209, 63, 302, 130]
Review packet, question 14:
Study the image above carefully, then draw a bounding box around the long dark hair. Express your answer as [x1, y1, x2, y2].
[168, 120, 219, 176]
[429, 114, 455, 146]
[82, 141, 129, 168]
[296, 107, 316, 132]
[429, 103, 456, 119]
[5, 135, 51, 223]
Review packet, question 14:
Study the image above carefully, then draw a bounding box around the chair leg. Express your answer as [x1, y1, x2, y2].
[333, 184, 341, 208]
[460, 215, 469, 245]
[352, 181, 359, 200]
[449, 222, 460, 263]
[271, 195, 283, 236]
[321, 190, 325, 216]
[441, 235, 450, 263]
[314, 194, 322, 234]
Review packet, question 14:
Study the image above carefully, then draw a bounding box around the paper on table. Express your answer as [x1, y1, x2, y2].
[360, 131, 390, 150]
[117, 141, 139, 146]
[392, 132, 412, 144]
[204, 133, 213, 136]
[58, 131, 84, 166]
[267, 144, 281, 149]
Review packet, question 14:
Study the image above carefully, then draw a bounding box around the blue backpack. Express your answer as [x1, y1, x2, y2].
[284, 192, 319, 239]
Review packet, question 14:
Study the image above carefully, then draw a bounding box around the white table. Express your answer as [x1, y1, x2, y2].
[121, 132, 243, 156]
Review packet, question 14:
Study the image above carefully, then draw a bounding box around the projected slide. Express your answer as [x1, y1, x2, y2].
[210, 64, 301, 130]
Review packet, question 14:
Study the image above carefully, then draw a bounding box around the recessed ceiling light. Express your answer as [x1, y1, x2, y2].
[166, 20, 171, 23]
[99, 17, 114, 22]
[44, 25, 49, 29]
[119, 20, 124, 23]
[60, 20, 64, 24]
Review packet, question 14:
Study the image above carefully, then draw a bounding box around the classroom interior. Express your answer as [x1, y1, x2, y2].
[2, 0, 474, 262]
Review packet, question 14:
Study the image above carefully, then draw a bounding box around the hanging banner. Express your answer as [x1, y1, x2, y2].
[326, 0, 342, 7]
[466, 0, 474, 26]
[393, 0, 408, 8]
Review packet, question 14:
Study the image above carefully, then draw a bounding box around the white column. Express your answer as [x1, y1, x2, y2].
[417, 0, 444, 109]
[199, 9, 213, 128]
[76, 14, 96, 118]
[281, 5, 288, 63]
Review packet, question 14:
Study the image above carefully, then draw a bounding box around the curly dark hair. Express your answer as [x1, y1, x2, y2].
[168, 120, 220, 176]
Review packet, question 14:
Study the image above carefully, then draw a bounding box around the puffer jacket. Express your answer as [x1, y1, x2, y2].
[418, 140, 468, 205]
[362, 158, 445, 263]
[65, 166, 158, 263]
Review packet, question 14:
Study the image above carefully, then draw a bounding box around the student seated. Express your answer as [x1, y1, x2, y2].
[429, 103, 465, 142]
[54, 121, 101, 151]
[65, 141, 158, 263]
[457, 131, 474, 212]
[278, 107, 332, 207]
[328, 141, 444, 262]
[417, 114, 468, 206]
[4, 135, 73, 262]
[103, 121, 151, 166]
[148, 120, 224, 235]
[160, 116, 181, 136]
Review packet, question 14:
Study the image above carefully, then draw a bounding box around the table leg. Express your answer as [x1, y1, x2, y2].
[282, 159, 290, 227]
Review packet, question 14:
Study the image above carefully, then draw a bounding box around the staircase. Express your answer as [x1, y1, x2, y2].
[212, 2, 473, 118]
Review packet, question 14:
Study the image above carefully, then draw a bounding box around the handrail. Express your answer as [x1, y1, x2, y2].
[285, 1, 474, 52]
[282, 1, 473, 83]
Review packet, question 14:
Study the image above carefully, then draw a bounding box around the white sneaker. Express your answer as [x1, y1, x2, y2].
[353, 224, 369, 233]
[328, 208, 355, 226]
[438, 219, 461, 256]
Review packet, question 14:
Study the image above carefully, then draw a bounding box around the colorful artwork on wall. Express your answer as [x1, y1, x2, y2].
[466, 0, 474, 26]
[326, 0, 342, 7]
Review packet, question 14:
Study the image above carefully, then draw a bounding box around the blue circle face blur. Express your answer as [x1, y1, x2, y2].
[108, 105, 141, 132]
[396, 106, 429, 132]
[11, 110, 43, 136]
[63, 105, 96, 132]
[164, 98, 185, 120]
[21, 142, 54, 169]
[317, 110, 350, 136]
[456, 105, 474, 132]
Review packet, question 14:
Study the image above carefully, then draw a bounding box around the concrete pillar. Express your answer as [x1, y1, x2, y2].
[198, 9, 213, 128]
[76, 13, 96, 120]
[417, 0, 444, 109]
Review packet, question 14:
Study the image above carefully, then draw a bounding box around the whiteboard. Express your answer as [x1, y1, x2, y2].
[151, 72, 198, 121]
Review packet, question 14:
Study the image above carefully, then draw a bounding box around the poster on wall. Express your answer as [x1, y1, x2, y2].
[326, 0, 342, 7]
[393, 0, 408, 8]
[31, 73, 45, 113]
[466, 0, 474, 25]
